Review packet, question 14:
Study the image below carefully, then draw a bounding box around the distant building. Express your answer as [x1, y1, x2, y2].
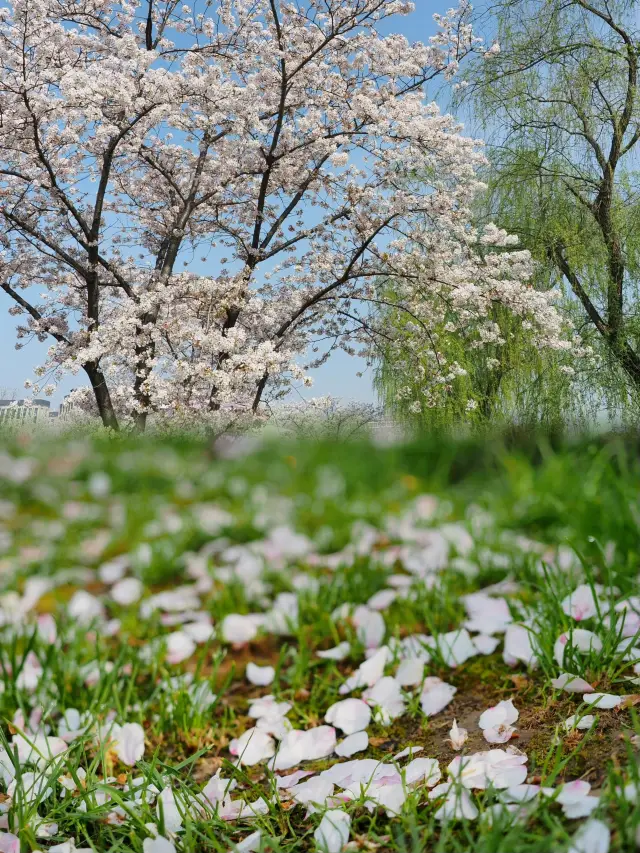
[0, 398, 51, 425]
[58, 391, 80, 421]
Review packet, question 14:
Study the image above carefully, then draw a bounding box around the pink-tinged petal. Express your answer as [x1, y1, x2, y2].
[551, 673, 595, 694]
[482, 725, 516, 744]
[0, 833, 20, 853]
[557, 780, 591, 804]
[562, 585, 598, 622]
[479, 699, 518, 730]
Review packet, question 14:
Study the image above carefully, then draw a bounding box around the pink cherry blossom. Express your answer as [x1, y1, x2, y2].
[0, 0, 566, 427]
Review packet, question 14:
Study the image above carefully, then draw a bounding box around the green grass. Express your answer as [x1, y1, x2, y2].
[0, 431, 639, 852]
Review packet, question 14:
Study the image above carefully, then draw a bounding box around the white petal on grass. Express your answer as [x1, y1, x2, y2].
[567, 819, 610, 853]
[229, 729, 276, 766]
[427, 629, 477, 667]
[232, 830, 262, 853]
[67, 590, 104, 625]
[420, 679, 457, 717]
[246, 662, 275, 686]
[143, 837, 176, 853]
[557, 780, 600, 818]
[473, 634, 500, 655]
[325, 699, 371, 735]
[270, 727, 337, 771]
[395, 657, 424, 686]
[434, 789, 479, 821]
[339, 646, 388, 695]
[221, 614, 259, 644]
[564, 715, 596, 731]
[335, 731, 368, 757]
[0, 833, 20, 853]
[352, 605, 385, 648]
[582, 693, 623, 709]
[393, 746, 423, 761]
[478, 699, 519, 730]
[367, 589, 397, 611]
[314, 809, 351, 853]
[113, 723, 145, 767]
[317, 642, 350, 661]
[165, 631, 196, 664]
[362, 676, 406, 723]
[404, 757, 441, 787]
[110, 577, 143, 606]
[503, 624, 537, 667]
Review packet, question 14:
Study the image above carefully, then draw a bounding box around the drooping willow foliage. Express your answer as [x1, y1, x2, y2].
[377, 0, 640, 434]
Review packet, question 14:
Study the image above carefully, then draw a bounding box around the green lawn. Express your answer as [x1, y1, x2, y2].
[0, 431, 638, 853]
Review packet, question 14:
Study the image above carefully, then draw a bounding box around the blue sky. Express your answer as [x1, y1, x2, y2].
[0, 2, 451, 406]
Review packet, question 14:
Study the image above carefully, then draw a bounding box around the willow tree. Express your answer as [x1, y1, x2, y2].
[457, 0, 640, 424]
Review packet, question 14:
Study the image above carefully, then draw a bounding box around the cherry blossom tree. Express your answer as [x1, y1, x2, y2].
[0, 0, 569, 431]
